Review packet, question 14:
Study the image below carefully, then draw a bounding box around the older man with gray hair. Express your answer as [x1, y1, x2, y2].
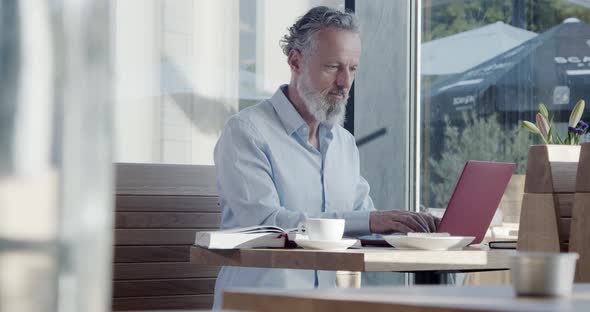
[213, 6, 439, 308]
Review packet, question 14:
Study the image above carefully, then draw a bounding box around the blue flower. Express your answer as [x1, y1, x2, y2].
[568, 126, 577, 133]
[578, 120, 589, 129]
[576, 128, 585, 135]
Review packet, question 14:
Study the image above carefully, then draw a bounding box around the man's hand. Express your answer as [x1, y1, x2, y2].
[369, 210, 440, 233]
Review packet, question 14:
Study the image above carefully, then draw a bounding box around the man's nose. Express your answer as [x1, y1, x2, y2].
[336, 68, 353, 89]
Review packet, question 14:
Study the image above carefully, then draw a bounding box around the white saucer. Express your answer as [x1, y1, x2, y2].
[382, 235, 475, 251]
[295, 238, 358, 250]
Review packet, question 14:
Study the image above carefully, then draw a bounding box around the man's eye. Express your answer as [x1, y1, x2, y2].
[326, 65, 339, 69]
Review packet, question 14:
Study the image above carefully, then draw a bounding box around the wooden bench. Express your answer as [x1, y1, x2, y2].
[112, 163, 221, 311]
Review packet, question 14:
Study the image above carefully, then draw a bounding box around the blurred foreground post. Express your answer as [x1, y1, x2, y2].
[0, 1, 113, 311]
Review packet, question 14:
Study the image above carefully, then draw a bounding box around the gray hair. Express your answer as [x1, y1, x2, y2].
[280, 6, 359, 56]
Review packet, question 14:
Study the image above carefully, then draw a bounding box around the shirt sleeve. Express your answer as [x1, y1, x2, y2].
[308, 174, 374, 236]
[314, 208, 372, 236]
[320, 133, 375, 236]
[338, 142, 376, 235]
[214, 117, 306, 230]
[349, 175, 375, 235]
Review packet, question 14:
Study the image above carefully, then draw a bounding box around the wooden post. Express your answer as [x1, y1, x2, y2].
[517, 145, 580, 252]
[570, 142, 590, 282]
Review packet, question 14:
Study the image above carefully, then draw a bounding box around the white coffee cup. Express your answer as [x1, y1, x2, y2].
[301, 218, 345, 241]
[511, 252, 579, 297]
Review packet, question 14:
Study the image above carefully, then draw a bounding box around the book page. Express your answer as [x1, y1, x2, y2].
[219, 225, 301, 234]
[220, 225, 285, 234]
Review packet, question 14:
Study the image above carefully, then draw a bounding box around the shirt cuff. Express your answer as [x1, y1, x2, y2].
[340, 210, 372, 236]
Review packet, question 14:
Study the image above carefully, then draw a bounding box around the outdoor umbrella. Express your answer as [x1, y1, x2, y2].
[422, 21, 537, 76]
[425, 19, 590, 124]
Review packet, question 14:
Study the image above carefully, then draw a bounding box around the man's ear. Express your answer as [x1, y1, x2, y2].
[287, 49, 303, 75]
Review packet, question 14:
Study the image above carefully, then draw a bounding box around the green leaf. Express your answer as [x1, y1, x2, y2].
[569, 99, 585, 127]
[555, 130, 564, 144]
[547, 125, 554, 144]
[539, 103, 549, 119]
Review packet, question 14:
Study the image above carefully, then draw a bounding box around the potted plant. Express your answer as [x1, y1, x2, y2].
[517, 100, 587, 253]
[522, 100, 588, 145]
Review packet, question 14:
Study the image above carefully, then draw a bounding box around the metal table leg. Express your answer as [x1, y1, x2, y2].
[413, 271, 453, 284]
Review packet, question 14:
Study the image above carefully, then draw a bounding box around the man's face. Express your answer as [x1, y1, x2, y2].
[296, 28, 361, 126]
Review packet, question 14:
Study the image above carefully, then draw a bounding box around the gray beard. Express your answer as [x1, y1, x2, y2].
[296, 74, 347, 127]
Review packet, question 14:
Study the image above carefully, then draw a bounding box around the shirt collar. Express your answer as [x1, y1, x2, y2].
[271, 85, 307, 135]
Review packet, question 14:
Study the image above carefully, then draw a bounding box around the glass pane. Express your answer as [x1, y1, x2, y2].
[113, 0, 343, 165]
[355, 1, 412, 212]
[420, 0, 590, 242]
[355, 0, 412, 287]
[1, 1, 113, 312]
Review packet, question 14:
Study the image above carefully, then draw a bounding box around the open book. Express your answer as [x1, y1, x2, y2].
[194, 225, 300, 249]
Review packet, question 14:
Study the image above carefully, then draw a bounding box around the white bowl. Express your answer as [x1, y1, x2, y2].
[383, 235, 475, 250]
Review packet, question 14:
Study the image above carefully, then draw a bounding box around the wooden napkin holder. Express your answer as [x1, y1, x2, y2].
[517, 145, 580, 252]
[570, 142, 590, 282]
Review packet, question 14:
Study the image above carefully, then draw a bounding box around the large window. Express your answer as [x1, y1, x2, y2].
[420, 0, 590, 241]
[111, 0, 409, 287]
[113, 0, 343, 165]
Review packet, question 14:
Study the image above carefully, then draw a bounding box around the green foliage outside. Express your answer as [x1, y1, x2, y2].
[526, 0, 590, 32]
[423, 0, 590, 42]
[423, 0, 511, 42]
[427, 112, 532, 208]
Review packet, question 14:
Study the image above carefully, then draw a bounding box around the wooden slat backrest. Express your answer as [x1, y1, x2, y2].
[115, 163, 217, 196]
[112, 163, 220, 311]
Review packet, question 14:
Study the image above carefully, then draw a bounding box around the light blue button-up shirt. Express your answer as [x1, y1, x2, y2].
[212, 85, 375, 308]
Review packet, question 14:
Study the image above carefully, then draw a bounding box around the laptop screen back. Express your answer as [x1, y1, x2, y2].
[436, 160, 516, 244]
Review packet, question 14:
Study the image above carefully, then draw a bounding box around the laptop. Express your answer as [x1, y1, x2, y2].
[436, 160, 516, 244]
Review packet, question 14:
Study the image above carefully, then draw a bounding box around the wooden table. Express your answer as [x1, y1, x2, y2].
[119, 310, 239, 312]
[222, 284, 590, 312]
[190, 245, 515, 284]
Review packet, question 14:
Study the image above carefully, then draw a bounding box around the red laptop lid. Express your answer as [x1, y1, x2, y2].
[436, 160, 515, 244]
